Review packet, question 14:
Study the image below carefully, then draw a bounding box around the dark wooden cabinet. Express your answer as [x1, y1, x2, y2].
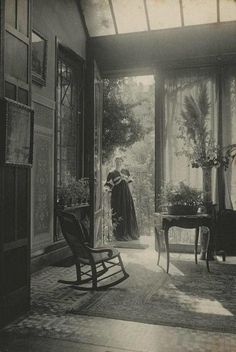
[0, 167, 31, 328]
[217, 210, 236, 255]
[0, 0, 32, 328]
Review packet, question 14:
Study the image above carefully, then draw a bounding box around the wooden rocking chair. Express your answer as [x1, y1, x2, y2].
[57, 210, 129, 290]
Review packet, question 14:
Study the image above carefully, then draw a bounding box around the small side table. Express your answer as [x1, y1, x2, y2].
[154, 213, 213, 273]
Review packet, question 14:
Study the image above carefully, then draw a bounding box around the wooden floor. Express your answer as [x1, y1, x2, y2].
[1, 237, 236, 352]
[1, 317, 236, 352]
[0, 335, 131, 352]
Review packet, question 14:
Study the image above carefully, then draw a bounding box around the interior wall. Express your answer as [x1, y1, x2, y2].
[31, 0, 87, 254]
[0, 0, 32, 327]
[32, 0, 86, 101]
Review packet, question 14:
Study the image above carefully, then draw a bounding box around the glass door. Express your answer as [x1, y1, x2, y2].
[85, 59, 103, 247]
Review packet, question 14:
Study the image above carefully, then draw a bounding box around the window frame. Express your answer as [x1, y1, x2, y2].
[54, 42, 85, 241]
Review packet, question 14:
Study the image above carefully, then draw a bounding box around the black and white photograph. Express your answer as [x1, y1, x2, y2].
[1, 1, 236, 351]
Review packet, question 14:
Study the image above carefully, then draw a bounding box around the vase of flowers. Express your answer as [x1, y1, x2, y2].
[202, 166, 212, 204]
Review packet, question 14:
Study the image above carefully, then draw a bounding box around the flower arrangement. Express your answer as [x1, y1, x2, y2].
[57, 175, 90, 207]
[177, 83, 232, 170]
[178, 138, 231, 170]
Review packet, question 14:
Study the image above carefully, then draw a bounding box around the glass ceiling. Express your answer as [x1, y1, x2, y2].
[80, 0, 236, 37]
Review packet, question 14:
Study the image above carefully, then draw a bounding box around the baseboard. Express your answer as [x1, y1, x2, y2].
[169, 244, 198, 253]
[31, 244, 71, 273]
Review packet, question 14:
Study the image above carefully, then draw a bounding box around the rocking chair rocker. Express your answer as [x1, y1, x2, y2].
[57, 210, 129, 290]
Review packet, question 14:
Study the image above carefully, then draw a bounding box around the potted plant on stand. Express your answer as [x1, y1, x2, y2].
[159, 182, 203, 215]
[57, 176, 90, 209]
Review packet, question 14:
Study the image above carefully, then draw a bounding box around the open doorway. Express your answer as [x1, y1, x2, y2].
[101, 75, 155, 248]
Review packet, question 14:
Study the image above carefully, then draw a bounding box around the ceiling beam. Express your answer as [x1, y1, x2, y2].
[179, 0, 184, 27]
[217, 0, 220, 23]
[143, 0, 151, 31]
[76, 0, 89, 38]
[108, 0, 118, 35]
[89, 22, 236, 75]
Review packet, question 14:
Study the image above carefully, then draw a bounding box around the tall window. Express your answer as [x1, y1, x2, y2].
[163, 69, 218, 245]
[222, 68, 236, 209]
[55, 48, 84, 241]
[164, 69, 217, 193]
[56, 49, 83, 187]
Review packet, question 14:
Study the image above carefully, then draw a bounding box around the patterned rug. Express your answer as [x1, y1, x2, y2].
[69, 251, 236, 334]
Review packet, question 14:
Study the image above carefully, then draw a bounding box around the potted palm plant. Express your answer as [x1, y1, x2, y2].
[159, 182, 203, 215]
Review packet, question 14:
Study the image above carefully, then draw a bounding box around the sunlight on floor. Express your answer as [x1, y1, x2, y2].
[168, 282, 234, 317]
[122, 243, 234, 317]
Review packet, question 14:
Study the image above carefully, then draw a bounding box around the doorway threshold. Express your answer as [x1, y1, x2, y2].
[112, 239, 149, 250]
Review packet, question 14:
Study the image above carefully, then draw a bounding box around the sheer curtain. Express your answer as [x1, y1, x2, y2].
[222, 68, 236, 209]
[164, 69, 217, 195]
[163, 69, 218, 244]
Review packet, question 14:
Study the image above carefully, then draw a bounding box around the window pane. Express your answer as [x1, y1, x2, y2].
[57, 56, 81, 187]
[18, 0, 29, 36]
[81, 0, 115, 36]
[5, 32, 28, 82]
[164, 69, 217, 188]
[18, 88, 28, 105]
[147, 0, 182, 30]
[5, 81, 16, 100]
[182, 0, 217, 26]
[32, 32, 46, 77]
[220, 0, 236, 22]
[5, 0, 17, 28]
[112, 0, 148, 33]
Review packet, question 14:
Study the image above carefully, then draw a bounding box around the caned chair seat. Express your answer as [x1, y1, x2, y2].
[57, 210, 129, 290]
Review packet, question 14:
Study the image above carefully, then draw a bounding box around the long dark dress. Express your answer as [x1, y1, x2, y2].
[105, 169, 139, 241]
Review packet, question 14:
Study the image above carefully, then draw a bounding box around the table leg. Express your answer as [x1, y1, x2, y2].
[195, 227, 199, 264]
[155, 227, 161, 265]
[164, 227, 170, 273]
[206, 227, 211, 272]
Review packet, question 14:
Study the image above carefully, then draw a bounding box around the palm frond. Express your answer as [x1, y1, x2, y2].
[181, 94, 206, 143]
[197, 83, 210, 118]
[183, 95, 200, 121]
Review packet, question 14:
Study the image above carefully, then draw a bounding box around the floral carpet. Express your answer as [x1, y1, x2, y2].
[69, 251, 236, 334]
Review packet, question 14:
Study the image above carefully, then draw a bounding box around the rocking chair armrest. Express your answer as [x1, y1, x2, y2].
[84, 244, 113, 257]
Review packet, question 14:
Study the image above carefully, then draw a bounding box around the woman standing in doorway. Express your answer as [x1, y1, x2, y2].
[105, 157, 139, 241]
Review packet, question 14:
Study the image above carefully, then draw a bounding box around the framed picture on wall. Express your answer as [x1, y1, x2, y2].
[0, 98, 34, 166]
[32, 30, 47, 86]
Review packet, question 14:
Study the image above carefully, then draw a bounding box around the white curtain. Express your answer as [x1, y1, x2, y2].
[163, 69, 218, 244]
[222, 69, 236, 209]
[164, 69, 217, 197]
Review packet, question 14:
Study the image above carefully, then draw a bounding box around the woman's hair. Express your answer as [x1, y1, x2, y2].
[114, 157, 123, 164]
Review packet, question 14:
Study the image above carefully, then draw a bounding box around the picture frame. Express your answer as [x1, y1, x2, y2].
[0, 98, 34, 166]
[32, 30, 48, 86]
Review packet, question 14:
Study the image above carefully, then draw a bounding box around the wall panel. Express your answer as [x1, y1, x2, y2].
[31, 101, 54, 251]
[31, 0, 87, 253]
[0, 0, 31, 327]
